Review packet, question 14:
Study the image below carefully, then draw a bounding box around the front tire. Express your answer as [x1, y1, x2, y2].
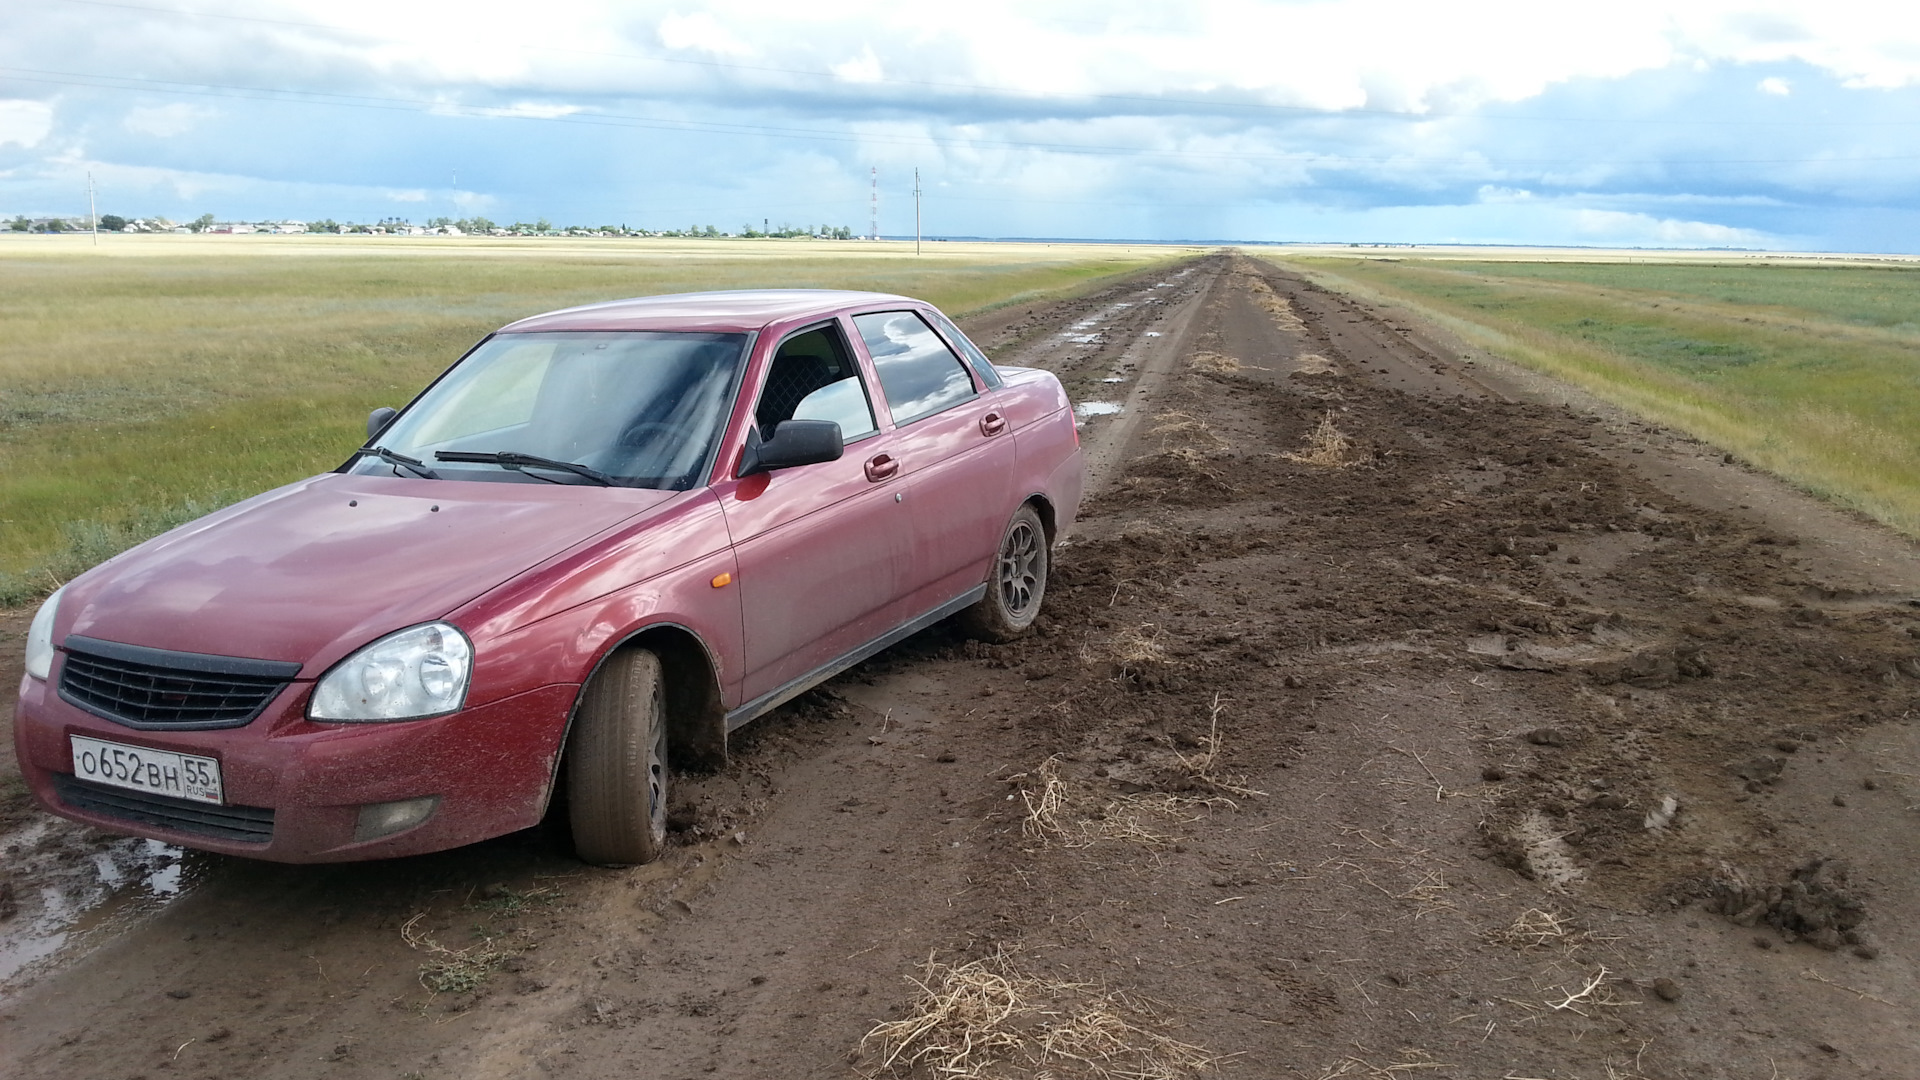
[567, 648, 669, 866]
[959, 504, 1049, 642]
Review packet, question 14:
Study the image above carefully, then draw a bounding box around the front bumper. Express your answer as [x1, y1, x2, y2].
[14, 669, 577, 863]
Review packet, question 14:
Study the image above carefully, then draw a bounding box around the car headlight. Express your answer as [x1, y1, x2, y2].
[25, 585, 64, 682]
[309, 622, 472, 722]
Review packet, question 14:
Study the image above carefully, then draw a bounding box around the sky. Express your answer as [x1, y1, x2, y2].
[5, 1, 1920, 249]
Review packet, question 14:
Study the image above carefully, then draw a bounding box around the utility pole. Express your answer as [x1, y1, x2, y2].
[913, 168, 922, 256]
[870, 166, 878, 241]
[87, 171, 97, 246]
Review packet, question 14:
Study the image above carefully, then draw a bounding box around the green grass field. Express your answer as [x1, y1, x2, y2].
[0, 235, 1192, 605]
[1268, 253, 1920, 540]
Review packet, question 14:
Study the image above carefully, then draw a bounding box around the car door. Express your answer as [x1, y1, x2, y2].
[850, 309, 1017, 616]
[713, 320, 912, 707]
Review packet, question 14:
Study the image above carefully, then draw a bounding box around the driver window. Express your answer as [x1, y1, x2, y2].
[755, 324, 878, 442]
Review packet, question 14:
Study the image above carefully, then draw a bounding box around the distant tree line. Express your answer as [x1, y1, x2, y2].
[7, 212, 859, 239]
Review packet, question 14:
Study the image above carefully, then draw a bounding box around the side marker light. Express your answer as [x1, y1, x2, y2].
[711, 572, 733, 588]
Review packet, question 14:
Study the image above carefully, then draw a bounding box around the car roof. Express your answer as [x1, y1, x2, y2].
[497, 289, 922, 334]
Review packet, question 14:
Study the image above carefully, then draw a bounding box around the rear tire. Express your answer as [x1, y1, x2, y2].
[567, 648, 669, 866]
[959, 505, 1049, 643]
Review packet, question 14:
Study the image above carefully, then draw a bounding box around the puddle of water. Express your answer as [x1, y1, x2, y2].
[1144, 331, 1161, 337]
[1074, 401, 1124, 420]
[1067, 333, 1104, 344]
[1101, 377, 1126, 384]
[0, 818, 207, 993]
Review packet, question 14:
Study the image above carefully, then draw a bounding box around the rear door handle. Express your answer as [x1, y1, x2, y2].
[864, 453, 899, 482]
[980, 412, 1007, 437]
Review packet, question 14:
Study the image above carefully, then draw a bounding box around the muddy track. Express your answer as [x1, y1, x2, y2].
[5, 253, 1920, 1080]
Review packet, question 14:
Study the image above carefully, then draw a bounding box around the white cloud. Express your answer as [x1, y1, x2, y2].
[1758, 76, 1792, 94]
[1477, 185, 1536, 203]
[832, 45, 884, 85]
[657, 11, 754, 57]
[124, 103, 210, 138]
[1573, 208, 1770, 246]
[481, 102, 585, 119]
[386, 189, 428, 202]
[0, 99, 53, 148]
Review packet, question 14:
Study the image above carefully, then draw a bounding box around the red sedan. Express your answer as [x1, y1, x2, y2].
[14, 290, 1083, 865]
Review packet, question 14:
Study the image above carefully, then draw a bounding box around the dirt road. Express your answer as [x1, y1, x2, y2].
[5, 252, 1920, 1079]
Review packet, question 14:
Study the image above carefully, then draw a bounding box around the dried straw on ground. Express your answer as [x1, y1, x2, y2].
[1186, 351, 1242, 376]
[1242, 274, 1307, 332]
[1283, 410, 1368, 467]
[1487, 907, 1587, 952]
[1150, 411, 1230, 452]
[859, 947, 1223, 1079]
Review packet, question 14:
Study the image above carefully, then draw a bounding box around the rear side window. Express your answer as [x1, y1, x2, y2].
[852, 311, 978, 426]
[921, 308, 1003, 389]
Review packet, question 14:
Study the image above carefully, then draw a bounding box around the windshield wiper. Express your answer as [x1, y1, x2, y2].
[360, 445, 440, 479]
[435, 450, 617, 486]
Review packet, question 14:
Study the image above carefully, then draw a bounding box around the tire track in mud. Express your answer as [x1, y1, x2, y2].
[7, 253, 1920, 1080]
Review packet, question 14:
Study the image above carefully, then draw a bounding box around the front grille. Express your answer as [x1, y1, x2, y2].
[59, 636, 301, 731]
[53, 773, 275, 844]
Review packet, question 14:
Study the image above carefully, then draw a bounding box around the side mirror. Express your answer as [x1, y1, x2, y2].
[738, 420, 843, 477]
[367, 406, 398, 441]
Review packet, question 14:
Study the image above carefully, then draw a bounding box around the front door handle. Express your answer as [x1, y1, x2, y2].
[980, 411, 1007, 437]
[864, 453, 899, 482]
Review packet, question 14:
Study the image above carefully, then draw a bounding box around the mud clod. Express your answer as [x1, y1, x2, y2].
[1732, 756, 1784, 784]
[1653, 978, 1682, 1002]
[1708, 860, 1865, 946]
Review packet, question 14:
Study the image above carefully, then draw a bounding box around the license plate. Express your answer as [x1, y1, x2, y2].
[70, 735, 224, 805]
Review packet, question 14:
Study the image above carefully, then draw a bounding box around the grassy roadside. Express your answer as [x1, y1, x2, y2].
[0, 239, 1196, 605]
[1262, 253, 1920, 540]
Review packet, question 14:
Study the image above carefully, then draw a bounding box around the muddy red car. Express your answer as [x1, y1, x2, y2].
[15, 290, 1083, 865]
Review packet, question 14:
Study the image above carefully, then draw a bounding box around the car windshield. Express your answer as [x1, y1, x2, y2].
[351, 331, 747, 489]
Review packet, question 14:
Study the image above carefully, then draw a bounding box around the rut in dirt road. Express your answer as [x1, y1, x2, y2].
[5, 253, 1920, 1080]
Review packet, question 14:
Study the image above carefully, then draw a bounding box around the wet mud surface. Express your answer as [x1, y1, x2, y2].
[5, 253, 1920, 1078]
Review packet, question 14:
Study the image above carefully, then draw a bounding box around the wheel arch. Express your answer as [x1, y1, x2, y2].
[1021, 491, 1058, 546]
[548, 622, 728, 812]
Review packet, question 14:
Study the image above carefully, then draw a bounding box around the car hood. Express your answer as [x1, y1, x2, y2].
[59, 473, 677, 672]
